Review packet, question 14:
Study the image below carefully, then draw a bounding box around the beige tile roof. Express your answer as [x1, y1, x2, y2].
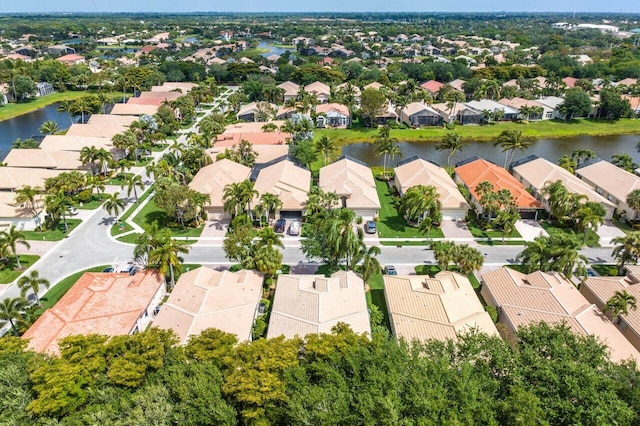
[315, 103, 350, 117]
[110, 103, 160, 116]
[64, 115, 134, 139]
[4, 149, 84, 170]
[577, 160, 640, 202]
[214, 132, 290, 147]
[384, 272, 498, 342]
[364, 81, 384, 90]
[319, 158, 380, 210]
[253, 159, 310, 211]
[22, 271, 164, 355]
[277, 81, 300, 97]
[153, 267, 263, 343]
[482, 268, 640, 362]
[138, 91, 183, 102]
[236, 102, 277, 118]
[267, 271, 371, 339]
[497, 97, 545, 109]
[151, 82, 197, 93]
[39, 135, 113, 152]
[455, 158, 544, 210]
[0, 192, 32, 219]
[400, 101, 441, 118]
[223, 121, 287, 134]
[304, 81, 331, 96]
[0, 167, 64, 191]
[335, 82, 361, 96]
[513, 157, 614, 208]
[207, 144, 289, 166]
[188, 159, 251, 209]
[395, 158, 469, 210]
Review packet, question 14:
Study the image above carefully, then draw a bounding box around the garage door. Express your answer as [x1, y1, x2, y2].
[280, 211, 302, 221]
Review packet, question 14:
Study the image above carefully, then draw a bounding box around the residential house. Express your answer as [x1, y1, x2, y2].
[448, 78, 466, 93]
[267, 271, 371, 339]
[22, 271, 165, 355]
[4, 149, 85, 171]
[498, 97, 551, 120]
[400, 102, 443, 127]
[432, 102, 483, 125]
[374, 103, 399, 125]
[581, 265, 640, 352]
[110, 103, 160, 116]
[252, 158, 311, 219]
[395, 157, 470, 220]
[0, 167, 65, 191]
[48, 44, 75, 56]
[319, 156, 380, 220]
[576, 159, 640, 220]
[188, 159, 251, 220]
[236, 102, 277, 122]
[563, 76, 578, 88]
[153, 267, 263, 343]
[304, 81, 331, 104]
[420, 80, 445, 96]
[0, 192, 44, 231]
[511, 156, 615, 220]
[207, 145, 289, 167]
[536, 96, 565, 120]
[364, 81, 385, 91]
[465, 99, 519, 121]
[56, 54, 85, 65]
[277, 81, 300, 102]
[481, 267, 640, 363]
[384, 272, 498, 343]
[315, 103, 351, 128]
[455, 157, 544, 219]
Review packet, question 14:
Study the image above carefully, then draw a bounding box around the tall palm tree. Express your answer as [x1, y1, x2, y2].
[104, 193, 127, 218]
[260, 193, 282, 222]
[254, 244, 283, 278]
[604, 290, 638, 324]
[39, 120, 59, 135]
[558, 155, 577, 174]
[121, 174, 145, 204]
[149, 239, 190, 288]
[15, 185, 40, 216]
[327, 208, 363, 270]
[134, 222, 169, 264]
[433, 241, 457, 271]
[239, 180, 259, 216]
[315, 135, 338, 166]
[612, 233, 640, 273]
[17, 270, 50, 307]
[255, 227, 284, 250]
[3, 226, 30, 269]
[94, 148, 113, 177]
[627, 189, 640, 222]
[495, 129, 530, 169]
[72, 96, 94, 123]
[353, 244, 382, 284]
[57, 100, 76, 125]
[79, 145, 100, 175]
[575, 202, 606, 245]
[45, 191, 74, 231]
[456, 244, 485, 275]
[223, 182, 244, 217]
[0, 297, 27, 336]
[401, 185, 441, 225]
[435, 132, 467, 167]
[374, 126, 402, 176]
[494, 205, 520, 244]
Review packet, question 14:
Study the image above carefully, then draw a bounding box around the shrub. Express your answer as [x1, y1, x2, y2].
[229, 264, 243, 272]
[76, 190, 92, 203]
[485, 305, 499, 323]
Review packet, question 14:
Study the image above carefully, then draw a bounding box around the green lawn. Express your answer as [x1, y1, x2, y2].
[316, 118, 640, 146]
[365, 273, 391, 332]
[466, 218, 522, 239]
[134, 157, 153, 167]
[0, 92, 87, 121]
[0, 255, 40, 284]
[39, 265, 110, 311]
[116, 232, 139, 244]
[151, 143, 169, 152]
[77, 193, 108, 210]
[540, 222, 600, 247]
[374, 180, 445, 239]
[132, 196, 204, 238]
[591, 264, 621, 276]
[24, 219, 82, 241]
[110, 188, 154, 236]
[103, 173, 133, 186]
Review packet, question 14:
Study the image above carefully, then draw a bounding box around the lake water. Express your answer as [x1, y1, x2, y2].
[0, 103, 76, 157]
[258, 41, 292, 57]
[341, 134, 640, 168]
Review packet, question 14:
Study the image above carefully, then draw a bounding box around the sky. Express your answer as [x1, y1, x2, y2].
[1, 0, 639, 13]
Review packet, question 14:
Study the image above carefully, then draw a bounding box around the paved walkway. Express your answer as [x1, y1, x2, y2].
[515, 219, 549, 241]
[597, 220, 626, 247]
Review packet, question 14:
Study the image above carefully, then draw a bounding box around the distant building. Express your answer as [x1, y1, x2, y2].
[48, 44, 75, 56]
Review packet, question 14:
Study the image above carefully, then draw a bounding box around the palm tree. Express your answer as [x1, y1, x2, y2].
[149, 239, 190, 288]
[456, 244, 484, 275]
[104, 193, 127, 218]
[494, 206, 520, 244]
[495, 129, 530, 169]
[134, 222, 170, 264]
[255, 227, 284, 250]
[558, 155, 577, 174]
[57, 100, 76, 125]
[239, 180, 259, 216]
[604, 290, 638, 324]
[401, 185, 441, 225]
[17, 270, 50, 307]
[80, 145, 100, 175]
[353, 244, 382, 284]
[315, 135, 338, 166]
[435, 132, 467, 167]
[3, 226, 30, 269]
[433, 241, 457, 271]
[15, 185, 40, 216]
[627, 189, 640, 222]
[327, 208, 364, 270]
[45, 191, 74, 231]
[575, 202, 606, 245]
[39, 120, 59, 135]
[0, 297, 27, 336]
[223, 182, 244, 217]
[72, 96, 94, 123]
[94, 148, 113, 177]
[374, 126, 402, 176]
[612, 233, 640, 273]
[254, 245, 283, 278]
[121, 174, 145, 204]
[260, 193, 282, 222]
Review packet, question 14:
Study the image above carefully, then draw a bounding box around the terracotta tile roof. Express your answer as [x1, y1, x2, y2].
[126, 97, 166, 106]
[420, 80, 445, 93]
[56, 54, 84, 63]
[267, 271, 371, 339]
[189, 159, 251, 209]
[455, 158, 543, 209]
[319, 157, 380, 210]
[394, 158, 469, 210]
[513, 157, 614, 209]
[153, 267, 263, 343]
[576, 160, 640, 202]
[562, 77, 577, 88]
[497, 97, 545, 109]
[22, 271, 165, 355]
[482, 268, 640, 362]
[253, 159, 310, 211]
[384, 272, 498, 342]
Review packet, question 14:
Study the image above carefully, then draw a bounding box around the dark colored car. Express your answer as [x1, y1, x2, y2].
[274, 218, 286, 233]
[383, 265, 398, 275]
[365, 220, 377, 234]
[102, 267, 115, 273]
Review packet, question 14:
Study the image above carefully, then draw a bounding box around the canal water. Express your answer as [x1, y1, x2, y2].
[341, 134, 640, 168]
[0, 103, 76, 157]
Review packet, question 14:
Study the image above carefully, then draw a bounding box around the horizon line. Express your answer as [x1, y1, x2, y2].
[0, 10, 636, 14]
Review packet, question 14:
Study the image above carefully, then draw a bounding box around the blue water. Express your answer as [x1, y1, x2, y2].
[259, 41, 293, 57]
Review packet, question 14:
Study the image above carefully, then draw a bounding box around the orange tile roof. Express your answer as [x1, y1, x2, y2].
[420, 80, 445, 93]
[455, 158, 543, 209]
[22, 271, 164, 355]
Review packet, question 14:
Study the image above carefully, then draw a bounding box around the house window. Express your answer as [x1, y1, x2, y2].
[545, 112, 553, 119]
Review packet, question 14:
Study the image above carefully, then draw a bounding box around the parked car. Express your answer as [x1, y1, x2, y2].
[383, 265, 397, 275]
[274, 218, 286, 233]
[67, 206, 79, 216]
[364, 220, 377, 234]
[102, 267, 115, 273]
[289, 221, 301, 236]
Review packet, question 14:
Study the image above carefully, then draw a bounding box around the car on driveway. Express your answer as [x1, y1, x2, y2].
[274, 218, 286, 233]
[289, 221, 301, 236]
[364, 220, 377, 234]
[383, 265, 397, 275]
[102, 267, 115, 273]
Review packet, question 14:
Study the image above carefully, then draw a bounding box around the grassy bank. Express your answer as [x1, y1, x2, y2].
[316, 118, 640, 146]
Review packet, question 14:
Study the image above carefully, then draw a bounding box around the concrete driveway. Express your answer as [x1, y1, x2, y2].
[199, 218, 229, 238]
[440, 219, 474, 241]
[597, 221, 626, 247]
[515, 219, 549, 241]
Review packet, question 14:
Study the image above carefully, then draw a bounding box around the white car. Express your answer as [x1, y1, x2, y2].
[288, 221, 301, 236]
